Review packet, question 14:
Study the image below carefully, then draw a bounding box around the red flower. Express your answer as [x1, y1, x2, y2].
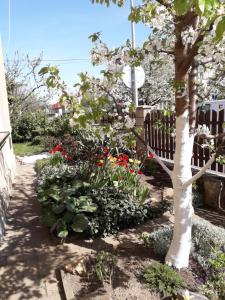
[147, 153, 154, 159]
[49, 144, 63, 154]
[96, 162, 104, 167]
[61, 150, 67, 156]
[66, 155, 73, 161]
[117, 161, 128, 167]
[129, 169, 135, 173]
[103, 146, 110, 156]
[120, 154, 129, 162]
[138, 170, 143, 175]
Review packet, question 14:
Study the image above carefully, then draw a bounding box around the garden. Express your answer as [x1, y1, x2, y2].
[6, 0, 225, 299]
[28, 120, 224, 300]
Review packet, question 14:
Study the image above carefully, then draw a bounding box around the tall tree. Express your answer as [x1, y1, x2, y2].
[41, 0, 225, 269]
[5, 53, 51, 119]
[90, 0, 225, 269]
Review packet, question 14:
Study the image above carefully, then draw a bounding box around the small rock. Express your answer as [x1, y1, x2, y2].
[177, 289, 209, 300]
[63, 255, 93, 276]
[163, 187, 174, 201]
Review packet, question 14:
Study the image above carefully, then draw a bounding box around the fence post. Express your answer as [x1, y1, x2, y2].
[135, 105, 152, 157]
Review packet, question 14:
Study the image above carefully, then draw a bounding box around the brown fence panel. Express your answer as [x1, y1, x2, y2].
[144, 109, 225, 175]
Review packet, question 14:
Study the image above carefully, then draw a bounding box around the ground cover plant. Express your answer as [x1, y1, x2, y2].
[141, 262, 187, 298]
[141, 218, 225, 299]
[13, 142, 45, 156]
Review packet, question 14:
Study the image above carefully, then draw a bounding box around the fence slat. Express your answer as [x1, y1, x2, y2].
[143, 108, 224, 175]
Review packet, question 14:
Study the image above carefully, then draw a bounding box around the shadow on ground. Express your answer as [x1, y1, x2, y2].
[0, 165, 76, 300]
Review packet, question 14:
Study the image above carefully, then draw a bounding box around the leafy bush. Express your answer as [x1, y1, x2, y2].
[91, 154, 150, 203]
[94, 251, 117, 284]
[202, 250, 225, 300]
[37, 162, 171, 238]
[146, 218, 225, 271]
[87, 187, 170, 237]
[141, 262, 187, 297]
[35, 152, 66, 175]
[12, 111, 49, 142]
[37, 164, 97, 238]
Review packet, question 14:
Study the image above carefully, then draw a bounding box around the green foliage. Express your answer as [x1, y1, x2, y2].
[37, 164, 97, 238]
[202, 250, 225, 300]
[146, 218, 225, 271]
[91, 156, 150, 203]
[88, 186, 170, 237]
[12, 111, 48, 143]
[91, 0, 124, 7]
[94, 251, 117, 284]
[37, 159, 170, 238]
[141, 262, 187, 297]
[45, 115, 73, 137]
[34, 153, 65, 174]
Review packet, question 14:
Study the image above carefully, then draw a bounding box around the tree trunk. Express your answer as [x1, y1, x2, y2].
[165, 109, 194, 268]
[165, 28, 196, 267]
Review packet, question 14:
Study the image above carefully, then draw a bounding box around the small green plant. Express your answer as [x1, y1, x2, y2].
[94, 251, 117, 284]
[201, 250, 225, 300]
[140, 232, 151, 247]
[141, 262, 187, 297]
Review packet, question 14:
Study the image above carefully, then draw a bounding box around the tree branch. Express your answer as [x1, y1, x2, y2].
[197, 132, 225, 140]
[183, 154, 216, 188]
[131, 128, 173, 177]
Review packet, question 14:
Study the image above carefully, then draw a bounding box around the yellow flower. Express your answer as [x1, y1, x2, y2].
[134, 159, 141, 165]
[129, 159, 134, 163]
[99, 160, 104, 163]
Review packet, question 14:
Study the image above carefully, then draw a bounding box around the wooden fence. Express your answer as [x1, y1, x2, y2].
[144, 109, 225, 174]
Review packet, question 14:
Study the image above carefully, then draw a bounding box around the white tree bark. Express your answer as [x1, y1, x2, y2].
[165, 109, 194, 269]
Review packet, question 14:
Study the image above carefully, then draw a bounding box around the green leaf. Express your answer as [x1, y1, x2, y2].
[58, 229, 68, 238]
[215, 16, 225, 43]
[88, 32, 101, 42]
[52, 204, 65, 214]
[197, 0, 206, 13]
[174, 0, 188, 16]
[38, 66, 49, 75]
[41, 209, 57, 227]
[71, 214, 89, 233]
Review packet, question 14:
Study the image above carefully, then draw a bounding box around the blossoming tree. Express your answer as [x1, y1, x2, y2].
[40, 0, 225, 269]
[91, 0, 225, 269]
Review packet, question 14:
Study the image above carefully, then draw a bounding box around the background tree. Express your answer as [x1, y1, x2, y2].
[41, 0, 225, 269]
[5, 53, 53, 142]
[91, 0, 225, 269]
[5, 53, 51, 116]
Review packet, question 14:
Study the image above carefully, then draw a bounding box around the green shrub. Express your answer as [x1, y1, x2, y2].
[12, 111, 49, 143]
[141, 262, 187, 297]
[94, 251, 117, 284]
[87, 187, 170, 237]
[141, 158, 159, 176]
[146, 218, 225, 271]
[37, 164, 97, 238]
[202, 250, 225, 300]
[35, 153, 65, 175]
[37, 163, 171, 238]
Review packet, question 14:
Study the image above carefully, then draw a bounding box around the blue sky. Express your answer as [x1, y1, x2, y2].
[0, 0, 150, 86]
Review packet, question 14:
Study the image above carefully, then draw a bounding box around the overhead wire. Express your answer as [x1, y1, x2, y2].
[6, 0, 11, 53]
